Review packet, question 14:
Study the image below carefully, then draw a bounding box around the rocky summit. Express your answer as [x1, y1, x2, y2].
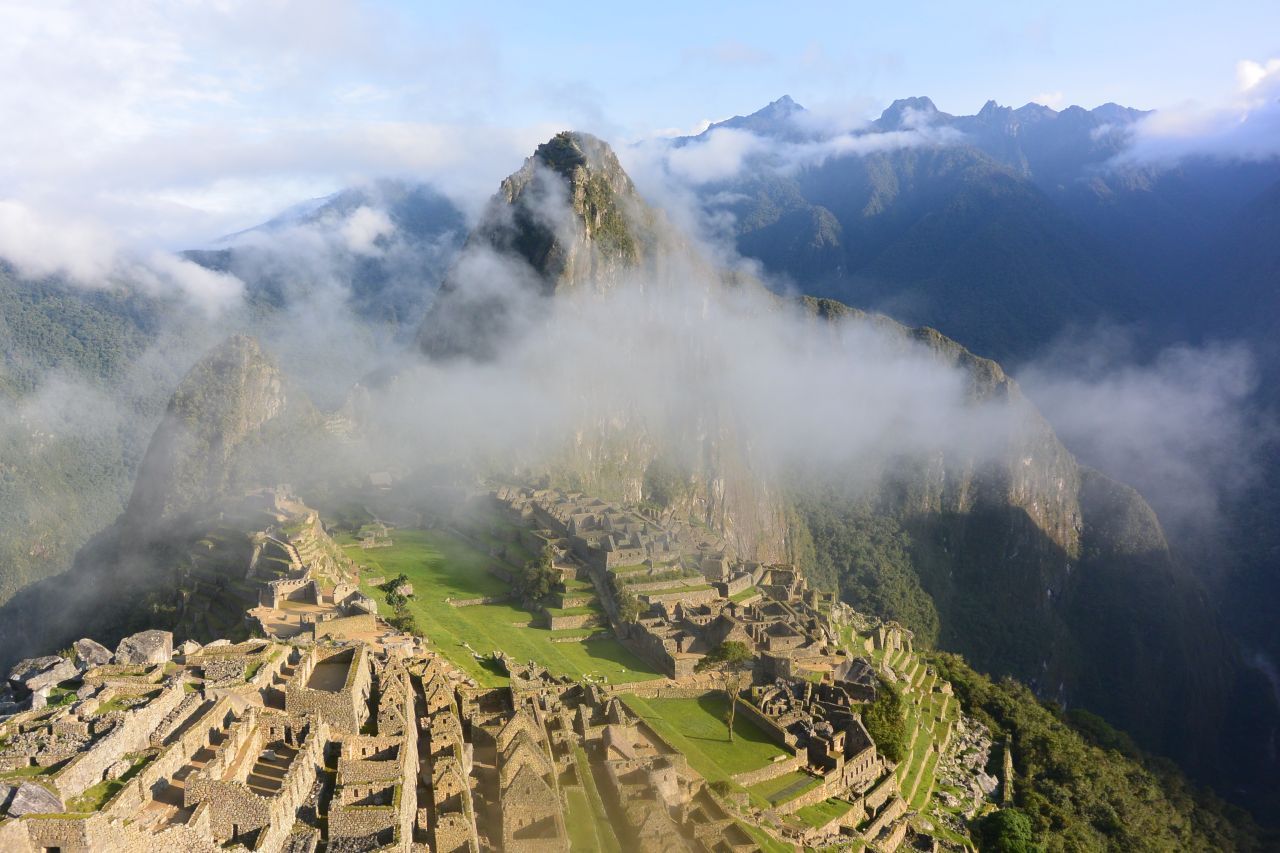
[1, 58, 1277, 850]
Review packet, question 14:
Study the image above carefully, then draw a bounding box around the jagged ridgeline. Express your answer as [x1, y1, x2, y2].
[0, 130, 1254, 844]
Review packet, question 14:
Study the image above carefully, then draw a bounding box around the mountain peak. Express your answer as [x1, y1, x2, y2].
[123, 335, 303, 529]
[419, 131, 660, 360]
[877, 96, 942, 129]
[759, 94, 803, 115]
[532, 131, 625, 183]
[691, 95, 809, 141]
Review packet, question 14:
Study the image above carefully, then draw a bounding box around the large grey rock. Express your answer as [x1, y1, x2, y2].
[0, 782, 14, 812]
[104, 759, 132, 781]
[73, 638, 113, 668]
[113, 630, 174, 665]
[7, 780, 64, 816]
[7, 655, 77, 694]
[177, 639, 203, 658]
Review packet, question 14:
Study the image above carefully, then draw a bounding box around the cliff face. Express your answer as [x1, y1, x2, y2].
[407, 134, 1233, 776]
[484, 131, 650, 291]
[418, 132, 791, 562]
[800, 298, 1084, 558]
[124, 335, 317, 535]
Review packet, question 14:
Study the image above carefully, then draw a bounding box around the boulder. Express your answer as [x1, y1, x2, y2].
[7, 780, 64, 816]
[7, 655, 77, 694]
[204, 639, 232, 649]
[0, 782, 14, 812]
[73, 638, 114, 668]
[75, 683, 98, 700]
[104, 759, 132, 781]
[393, 583, 414, 597]
[177, 639, 203, 657]
[114, 630, 174, 665]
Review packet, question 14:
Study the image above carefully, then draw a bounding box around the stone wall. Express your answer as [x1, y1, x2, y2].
[285, 646, 371, 733]
[51, 681, 186, 800]
[641, 587, 718, 607]
[773, 774, 836, 816]
[105, 698, 238, 821]
[312, 613, 377, 641]
[185, 709, 327, 846]
[733, 698, 799, 751]
[730, 753, 804, 787]
[449, 594, 512, 608]
[545, 612, 603, 631]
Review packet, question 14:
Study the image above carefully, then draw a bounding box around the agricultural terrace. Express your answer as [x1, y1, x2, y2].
[339, 528, 661, 687]
[619, 694, 788, 785]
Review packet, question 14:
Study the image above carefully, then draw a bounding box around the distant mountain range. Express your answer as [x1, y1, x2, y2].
[1, 96, 1278, 827]
[679, 95, 1280, 366]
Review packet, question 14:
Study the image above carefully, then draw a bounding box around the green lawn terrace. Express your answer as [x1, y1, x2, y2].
[618, 694, 790, 785]
[340, 527, 662, 688]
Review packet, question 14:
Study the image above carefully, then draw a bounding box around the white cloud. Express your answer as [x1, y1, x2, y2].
[1032, 91, 1065, 110]
[638, 111, 963, 189]
[0, 200, 118, 284]
[665, 128, 768, 184]
[132, 252, 245, 315]
[340, 206, 396, 255]
[1120, 56, 1280, 164]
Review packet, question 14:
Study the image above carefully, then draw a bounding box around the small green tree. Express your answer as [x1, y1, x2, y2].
[695, 641, 754, 742]
[862, 677, 908, 762]
[519, 545, 559, 605]
[615, 587, 643, 623]
[976, 808, 1043, 853]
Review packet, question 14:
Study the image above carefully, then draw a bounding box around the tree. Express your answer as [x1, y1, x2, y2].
[862, 677, 908, 762]
[695, 641, 754, 742]
[976, 808, 1043, 853]
[519, 545, 559, 606]
[615, 587, 643, 623]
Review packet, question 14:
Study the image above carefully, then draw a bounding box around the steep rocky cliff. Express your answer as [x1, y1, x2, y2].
[408, 133, 1231, 780]
[124, 334, 320, 536]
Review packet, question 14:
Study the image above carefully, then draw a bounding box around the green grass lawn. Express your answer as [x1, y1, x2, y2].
[620, 694, 787, 782]
[794, 797, 857, 829]
[566, 745, 623, 853]
[747, 770, 821, 806]
[641, 584, 713, 598]
[739, 821, 796, 853]
[342, 529, 660, 687]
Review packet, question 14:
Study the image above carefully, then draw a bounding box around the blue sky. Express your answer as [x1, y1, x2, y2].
[0, 0, 1277, 273]
[390, 0, 1280, 133]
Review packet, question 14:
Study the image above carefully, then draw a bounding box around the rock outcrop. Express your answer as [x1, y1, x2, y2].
[73, 638, 113, 669]
[122, 335, 321, 536]
[7, 655, 76, 694]
[6, 781, 64, 816]
[113, 629, 173, 665]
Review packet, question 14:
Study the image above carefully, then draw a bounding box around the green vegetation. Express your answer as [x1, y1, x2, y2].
[518, 545, 559, 605]
[694, 641, 754, 742]
[795, 498, 939, 645]
[620, 694, 785, 782]
[342, 528, 659, 687]
[614, 586, 642, 623]
[794, 797, 856, 830]
[975, 808, 1043, 853]
[568, 746, 622, 853]
[641, 454, 690, 510]
[862, 677, 908, 763]
[931, 652, 1262, 852]
[746, 770, 820, 807]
